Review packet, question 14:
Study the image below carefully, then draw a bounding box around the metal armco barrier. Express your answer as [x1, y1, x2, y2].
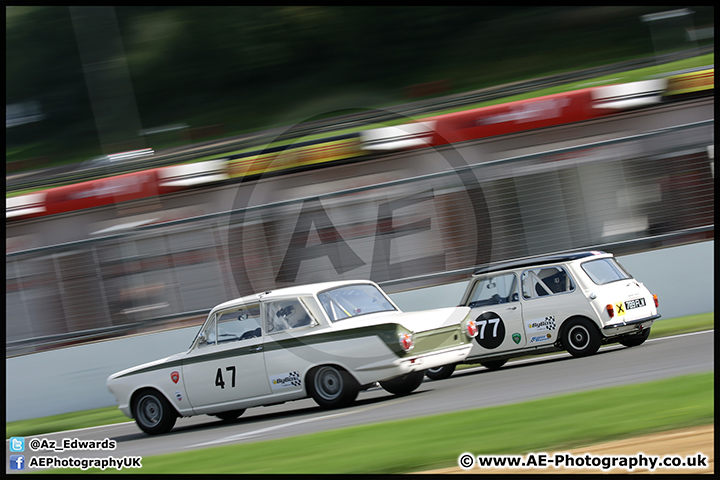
[6, 121, 714, 355]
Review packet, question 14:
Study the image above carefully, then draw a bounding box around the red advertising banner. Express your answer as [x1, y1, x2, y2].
[424, 88, 601, 146]
[42, 169, 164, 217]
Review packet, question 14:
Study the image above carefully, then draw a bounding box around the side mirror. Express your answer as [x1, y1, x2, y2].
[197, 332, 207, 345]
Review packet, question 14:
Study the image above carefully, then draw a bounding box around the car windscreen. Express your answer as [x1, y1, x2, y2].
[581, 258, 632, 285]
[318, 284, 396, 322]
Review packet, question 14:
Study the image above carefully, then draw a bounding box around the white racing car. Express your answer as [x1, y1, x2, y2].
[425, 251, 661, 380]
[107, 280, 477, 434]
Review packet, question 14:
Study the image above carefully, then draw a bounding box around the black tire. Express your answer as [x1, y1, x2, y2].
[133, 390, 177, 435]
[481, 359, 507, 371]
[308, 365, 359, 409]
[213, 409, 246, 422]
[619, 328, 651, 347]
[380, 371, 425, 396]
[425, 364, 456, 380]
[563, 317, 601, 357]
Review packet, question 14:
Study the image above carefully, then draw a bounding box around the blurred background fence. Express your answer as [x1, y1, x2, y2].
[6, 120, 714, 355]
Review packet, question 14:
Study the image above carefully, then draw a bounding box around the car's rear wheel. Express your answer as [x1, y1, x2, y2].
[425, 364, 456, 380]
[563, 317, 601, 357]
[309, 365, 359, 409]
[213, 409, 246, 422]
[481, 359, 507, 371]
[619, 328, 651, 347]
[380, 371, 425, 396]
[133, 389, 177, 435]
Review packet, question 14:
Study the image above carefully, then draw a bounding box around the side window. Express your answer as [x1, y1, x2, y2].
[468, 273, 519, 308]
[522, 266, 575, 299]
[199, 314, 217, 347]
[216, 303, 262, 344]
[265, 298, 315, 333]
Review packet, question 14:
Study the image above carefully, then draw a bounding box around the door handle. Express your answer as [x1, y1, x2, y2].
[249, 345, 263, 353]
[507, 306, 517, 310]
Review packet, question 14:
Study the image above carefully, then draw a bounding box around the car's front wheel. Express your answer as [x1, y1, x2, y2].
[213, 409, 246, 422]
[309, 365, 359, 409]
[563, 317, 601, 357]
[133, 389, 177, 435]
[380, 371, 425, 396]
[619, 328, 651, 347]
[425, 364, 456, 380]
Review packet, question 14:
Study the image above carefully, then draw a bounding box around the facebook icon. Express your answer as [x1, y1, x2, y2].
[10, 455, 25, 470]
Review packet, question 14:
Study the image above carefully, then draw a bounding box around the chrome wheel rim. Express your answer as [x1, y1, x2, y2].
[314, 366, 343, 401]
[568, 325, 590, 350]
[137, 394, 162, 427]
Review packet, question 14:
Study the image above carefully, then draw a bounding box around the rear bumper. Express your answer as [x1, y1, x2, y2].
[603, 314, 661, 330]
[400, 343, 473, 371]
[353, 343, 473, 384]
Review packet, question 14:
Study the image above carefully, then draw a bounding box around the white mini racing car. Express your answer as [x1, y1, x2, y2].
[107, 280, 477, 434]
[425, 251, 660, 380]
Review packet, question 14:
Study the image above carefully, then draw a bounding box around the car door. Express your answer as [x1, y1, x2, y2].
[181, 303, 270, 410]
[261, 296, 318, 395]
[465, 272, 527, 352]
[519, 265, 576, 346]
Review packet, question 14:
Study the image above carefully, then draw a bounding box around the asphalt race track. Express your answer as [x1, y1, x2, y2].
[6, 330, 713, 472]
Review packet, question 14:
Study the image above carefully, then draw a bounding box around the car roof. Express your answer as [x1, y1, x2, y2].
[210, 279, 379, 312]
[472, 251, 611, 276]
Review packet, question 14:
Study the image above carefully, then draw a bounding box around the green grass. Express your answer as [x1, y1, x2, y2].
[5, 407, 131, 440]
[83, 372, 713, 474]
[420, 53, 714, 117]
[648, 312, 714, 338]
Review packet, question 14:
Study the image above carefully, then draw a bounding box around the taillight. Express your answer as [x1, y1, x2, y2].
[606, 304, 615, 318]
[465, 319, 478, 338]
[653, 294, 659, 307]
[399, 332, 414, 352]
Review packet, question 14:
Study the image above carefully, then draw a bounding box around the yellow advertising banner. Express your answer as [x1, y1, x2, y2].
[229, 136, 365, 179]
[665, 68, 714, 96]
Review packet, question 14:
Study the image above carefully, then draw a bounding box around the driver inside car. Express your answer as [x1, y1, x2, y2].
[272, 301, 313, 331]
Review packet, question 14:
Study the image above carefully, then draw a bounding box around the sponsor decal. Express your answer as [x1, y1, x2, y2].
[525, 316, 556, 333]
[529, 334, 552, 345]
[174, 391, 183, 402]
[171, 371, 180, 384]
[512, 333, 522, 344]
[270, 371, 302, 389]
[615, 301, 626, 316]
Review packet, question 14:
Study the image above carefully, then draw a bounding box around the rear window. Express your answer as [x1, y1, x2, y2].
[318, 284, 396, 322]
[581, 258, 631, 285]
